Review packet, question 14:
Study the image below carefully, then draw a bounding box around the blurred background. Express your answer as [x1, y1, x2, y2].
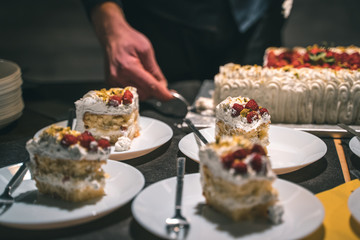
[0, 0, 359, 84]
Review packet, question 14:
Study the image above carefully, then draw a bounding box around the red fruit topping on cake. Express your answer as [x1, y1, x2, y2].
[309, 47, 322, 55]
[326, 51, 334, 58]
[232, 160, 247, 174]
[246, 111, 259, 123]
[108, 95, 122, 107]
[233, 149, 249, 159]
[97, 138, 111, 149]
[79, 131, 96, 149]
[251, 154, 263, 172]
[61, 134, 78, 147]
[251, 144, 266, 155]
[259, 107, 269, 116]
[231, 103, 244, 117]
[122, 90, 133, 105]
[221, 154, 234, 169]
[245, 99, 259, 111]
[266, 45, 360, 70]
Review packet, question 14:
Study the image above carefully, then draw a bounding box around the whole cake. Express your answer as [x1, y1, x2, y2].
[215, 96, 270, 152]
[75, 87, 140, 150]
[26, 125, 111, 202]
[199, 135, 283, 223]
[264, 45, 360, 70]
[213, 45, 360, 124]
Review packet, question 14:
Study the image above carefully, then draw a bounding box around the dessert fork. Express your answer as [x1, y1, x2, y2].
[165, 157, 190, 239]
[184, 118, 209, 145]
[0, 159, 28, 215]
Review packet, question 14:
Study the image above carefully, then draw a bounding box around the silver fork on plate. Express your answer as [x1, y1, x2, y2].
[184, 118, 209, 145]
[165, 157, 190, 239]
[0, 158, 29, 215]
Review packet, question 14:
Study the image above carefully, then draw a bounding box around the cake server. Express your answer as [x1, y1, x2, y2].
[171, 92, 193, 112]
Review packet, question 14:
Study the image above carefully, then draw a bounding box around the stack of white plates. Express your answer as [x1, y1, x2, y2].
[0, 59, 24, 129]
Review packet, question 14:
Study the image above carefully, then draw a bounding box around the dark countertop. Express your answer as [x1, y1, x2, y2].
[0, 79, 358, 239]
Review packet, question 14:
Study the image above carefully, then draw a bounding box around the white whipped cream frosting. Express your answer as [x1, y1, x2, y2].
[74, 87, 139, 133]
[195, 97, 215, 116]
[215, 96, 271, 132]
[214, 63, 360, 124]
[115, 136, 132, 152]
[26, 130, 110, 162]
[34, 173, 105, 191]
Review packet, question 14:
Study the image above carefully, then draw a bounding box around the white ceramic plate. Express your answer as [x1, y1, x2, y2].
[0, 59, 21, 83]
[348, 187, 360, 223]
[178, 126, 327, 174]
[349, 137, 360, 157]
[0, 160, 144, 229]
[132, 173, 324, 240]
[34, 116, 173, 160]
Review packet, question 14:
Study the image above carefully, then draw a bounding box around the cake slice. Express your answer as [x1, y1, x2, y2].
[215, 96, 270, 153]
[26, 125, 111, 202]
[199, 135, 283, 223]
[75, 87, 140, 148]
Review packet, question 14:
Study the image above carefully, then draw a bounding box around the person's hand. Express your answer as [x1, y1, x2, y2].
[91, 2, 174, 101]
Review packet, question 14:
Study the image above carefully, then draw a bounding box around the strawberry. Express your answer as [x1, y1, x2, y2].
[245, 99, 259, 111]
[291, 60, 301, 67]
[246, 111, 259, 123]
[303, 53, 310, 62]
[251, 144, 266, 155]
[259, 107, 269, 116]
[232, 149, 249, 160]
[251, 154, 263, 172]
[231, 103, 244, 117]
[108, 95, 122, 107]
[232, 160, 247, 174]
[326, 51, 334, 58]
[221, 154, 234, 169]
[122, 90, 133, 105]
[97, 138, 111, 149]
[79, 131, 95, 149]
[61, 134, 78, 147]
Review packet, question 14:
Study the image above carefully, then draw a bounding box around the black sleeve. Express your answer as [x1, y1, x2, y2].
[81, 0, 123, 21]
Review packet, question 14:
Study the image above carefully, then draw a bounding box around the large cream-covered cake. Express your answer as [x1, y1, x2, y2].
[215, 96, 270, 153]
[213, 45, 360, 124]
[26, 125, 110, 202]
[75, 87, 140, 150]
[199, 135, 283, 223]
